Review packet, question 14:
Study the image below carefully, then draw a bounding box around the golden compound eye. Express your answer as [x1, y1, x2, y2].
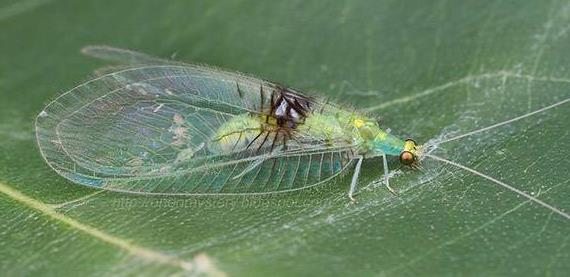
[399, 151, 415, 166]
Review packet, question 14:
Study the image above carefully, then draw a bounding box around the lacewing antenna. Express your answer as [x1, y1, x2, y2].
[425, 154, 570, 221]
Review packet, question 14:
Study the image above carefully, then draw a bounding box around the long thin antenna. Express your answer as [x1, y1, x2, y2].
[425, 154, 570, 221]
[435, 97, 570, 145]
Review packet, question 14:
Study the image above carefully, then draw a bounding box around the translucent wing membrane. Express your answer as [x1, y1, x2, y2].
[81, 45, 184, 66]
[81, 45, 184, 76]
[36, 64, 356, 194]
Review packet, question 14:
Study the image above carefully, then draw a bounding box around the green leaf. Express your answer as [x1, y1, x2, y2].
[1, 0, 569, 276]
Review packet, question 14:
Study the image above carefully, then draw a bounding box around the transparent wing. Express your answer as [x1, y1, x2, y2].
[82, 45, 185, 77]
[81, 45, 184, 66]
[36, 65, 357, 194]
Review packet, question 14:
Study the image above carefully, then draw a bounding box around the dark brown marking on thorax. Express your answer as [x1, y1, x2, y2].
[246, 84, 315, 153]
[268, 85, 313, 129]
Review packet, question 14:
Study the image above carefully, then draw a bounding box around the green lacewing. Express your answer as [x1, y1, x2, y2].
[35, 46, 570, 220]
[35, 46, 419, 199]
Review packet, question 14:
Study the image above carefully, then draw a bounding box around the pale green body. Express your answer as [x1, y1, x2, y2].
[212, 107, 407, 158]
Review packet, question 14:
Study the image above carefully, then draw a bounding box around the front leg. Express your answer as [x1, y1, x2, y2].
[381, 152, 398, 195]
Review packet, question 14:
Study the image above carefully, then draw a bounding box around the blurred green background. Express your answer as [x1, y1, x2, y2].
[1, 0, 569, 276]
